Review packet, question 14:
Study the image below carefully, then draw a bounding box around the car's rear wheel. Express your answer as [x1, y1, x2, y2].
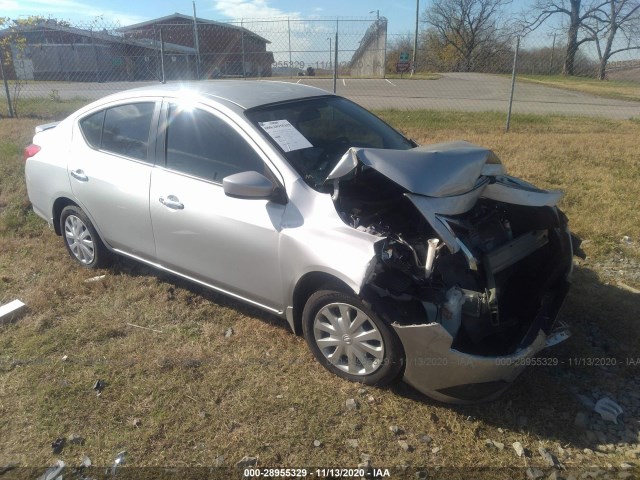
[60, 205, 110, 269]
[302, 290, 404, 386]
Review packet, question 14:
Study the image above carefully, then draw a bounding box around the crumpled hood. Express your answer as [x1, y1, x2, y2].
[327, 141, 504, 197]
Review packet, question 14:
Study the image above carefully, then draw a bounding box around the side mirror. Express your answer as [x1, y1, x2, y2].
[223, 171, 284, 202]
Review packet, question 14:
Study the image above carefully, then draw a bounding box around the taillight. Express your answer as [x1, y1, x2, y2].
[23, 144, 41, 161]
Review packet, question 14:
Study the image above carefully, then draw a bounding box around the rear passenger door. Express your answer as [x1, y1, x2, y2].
[149, 101, 285, 310]
[70, 101, 160, 260]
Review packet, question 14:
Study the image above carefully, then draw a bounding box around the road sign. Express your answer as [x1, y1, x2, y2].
[396, 61, 411, 73]
[399, 51, 410, 62]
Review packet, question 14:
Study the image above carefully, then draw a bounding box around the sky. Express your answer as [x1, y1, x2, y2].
[0, 0, 426, 32]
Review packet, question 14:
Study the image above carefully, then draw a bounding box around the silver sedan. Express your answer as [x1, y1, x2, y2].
[24, 81, 576, 403]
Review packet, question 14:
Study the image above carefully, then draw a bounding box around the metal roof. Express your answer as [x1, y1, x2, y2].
[117, 13, 271, 45]
[0, 23, 196, 54]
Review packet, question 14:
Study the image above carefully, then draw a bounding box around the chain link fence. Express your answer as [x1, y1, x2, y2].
[0, 15, 638, 121]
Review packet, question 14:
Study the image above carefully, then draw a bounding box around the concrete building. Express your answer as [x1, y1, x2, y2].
[347, 18, 387, 77]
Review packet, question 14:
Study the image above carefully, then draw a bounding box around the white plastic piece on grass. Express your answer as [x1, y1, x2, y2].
[0, 299, 26, 324]
[84, 275, 106, 283]
[594, 397, 623, 424]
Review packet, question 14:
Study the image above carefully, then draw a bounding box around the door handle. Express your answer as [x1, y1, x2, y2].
[70, 169, 88, 182]
[159, 195, 184, 210]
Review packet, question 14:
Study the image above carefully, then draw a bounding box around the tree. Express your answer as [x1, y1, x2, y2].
[422, 0, 512, 72]
[524, 0, 607, 76]
[0, 16, 71, 116]
[583, 0, 640, 79]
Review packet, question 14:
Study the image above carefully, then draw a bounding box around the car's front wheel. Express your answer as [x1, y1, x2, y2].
[302, 290, 404, 386]
[60, 205, 110, 269]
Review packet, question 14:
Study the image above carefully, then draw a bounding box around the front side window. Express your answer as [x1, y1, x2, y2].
[165, 104, 265, 183]
[79, 102, 155, 162]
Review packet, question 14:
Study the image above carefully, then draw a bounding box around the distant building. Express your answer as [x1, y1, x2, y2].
[119, 13, 274, 78]
[0, 21, 195, 81]
[0, 13, 273, 82]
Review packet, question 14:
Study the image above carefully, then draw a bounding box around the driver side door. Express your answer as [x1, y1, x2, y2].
[149, 101, 286, 311]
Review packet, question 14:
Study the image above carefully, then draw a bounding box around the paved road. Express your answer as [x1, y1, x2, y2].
[290, 73, 639, 119]
[17, 72, 639, 119]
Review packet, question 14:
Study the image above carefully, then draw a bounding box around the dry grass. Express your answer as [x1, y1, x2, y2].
[1, 112, 639, 474]
[515, 75, 640, 103]
[0, 97, 88, 120]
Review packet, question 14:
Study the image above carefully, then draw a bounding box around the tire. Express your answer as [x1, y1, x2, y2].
[59, 205, 110, 269]
[302, 290, 404, 386]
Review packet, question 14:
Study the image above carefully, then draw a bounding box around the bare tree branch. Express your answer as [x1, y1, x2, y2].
[423, 0, 512, 72]
[523, 0, 609, 75]
[583, 0, 640, 79]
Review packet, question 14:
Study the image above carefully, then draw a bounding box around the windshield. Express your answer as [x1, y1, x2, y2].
[245, 96, 414, 190]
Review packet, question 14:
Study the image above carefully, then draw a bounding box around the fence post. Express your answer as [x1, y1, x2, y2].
[383, 19, 387, 79]
[241, 19, 246, 79]
[90, 30, 100, 83]
[412, 0, 419, 75]
[0, 56, 14, 118]
[287, 17, 292, 77]
[505, 36, 520, 133]
[192, 1, 201, 79]
[333, 20, 338, 93]
[549, 33, 556, 75]
[159, 28, 166, 84]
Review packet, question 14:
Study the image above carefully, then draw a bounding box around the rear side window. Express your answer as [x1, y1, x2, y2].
[79, 102, 155, 162]
[79, 110, 104, 149]
[102, 103, 155, 161]
[165, 105, 264, 183]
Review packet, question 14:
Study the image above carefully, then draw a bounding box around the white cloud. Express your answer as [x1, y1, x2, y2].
[213, 0, 299, 20]
[1, 0, 145, 27]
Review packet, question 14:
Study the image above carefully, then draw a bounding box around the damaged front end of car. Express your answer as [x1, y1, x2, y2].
[327, 141, 575, 403]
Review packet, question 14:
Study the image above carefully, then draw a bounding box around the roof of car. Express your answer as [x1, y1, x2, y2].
[113, 80, 332, 110]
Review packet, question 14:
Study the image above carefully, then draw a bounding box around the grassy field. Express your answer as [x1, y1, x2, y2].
[515, 75, 640, 103]
[0, 97, 88, 120]
[1, 109, 639, 476]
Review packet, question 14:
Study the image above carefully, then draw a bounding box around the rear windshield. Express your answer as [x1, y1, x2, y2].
[245, 96, 414, 190]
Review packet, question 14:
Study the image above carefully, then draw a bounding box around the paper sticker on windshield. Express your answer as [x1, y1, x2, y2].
[259, 119, 312, 152]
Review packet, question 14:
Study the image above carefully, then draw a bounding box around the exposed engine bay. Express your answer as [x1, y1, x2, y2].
[329, 144, 573, 358]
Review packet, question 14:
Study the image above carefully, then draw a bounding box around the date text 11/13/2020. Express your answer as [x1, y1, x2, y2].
[271, 60, 363, 70]
[243, 468, 392, 478]
[405, 356, 637, 368]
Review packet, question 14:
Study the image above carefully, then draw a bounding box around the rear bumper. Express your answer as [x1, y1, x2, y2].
[392, 280, 571, 404]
